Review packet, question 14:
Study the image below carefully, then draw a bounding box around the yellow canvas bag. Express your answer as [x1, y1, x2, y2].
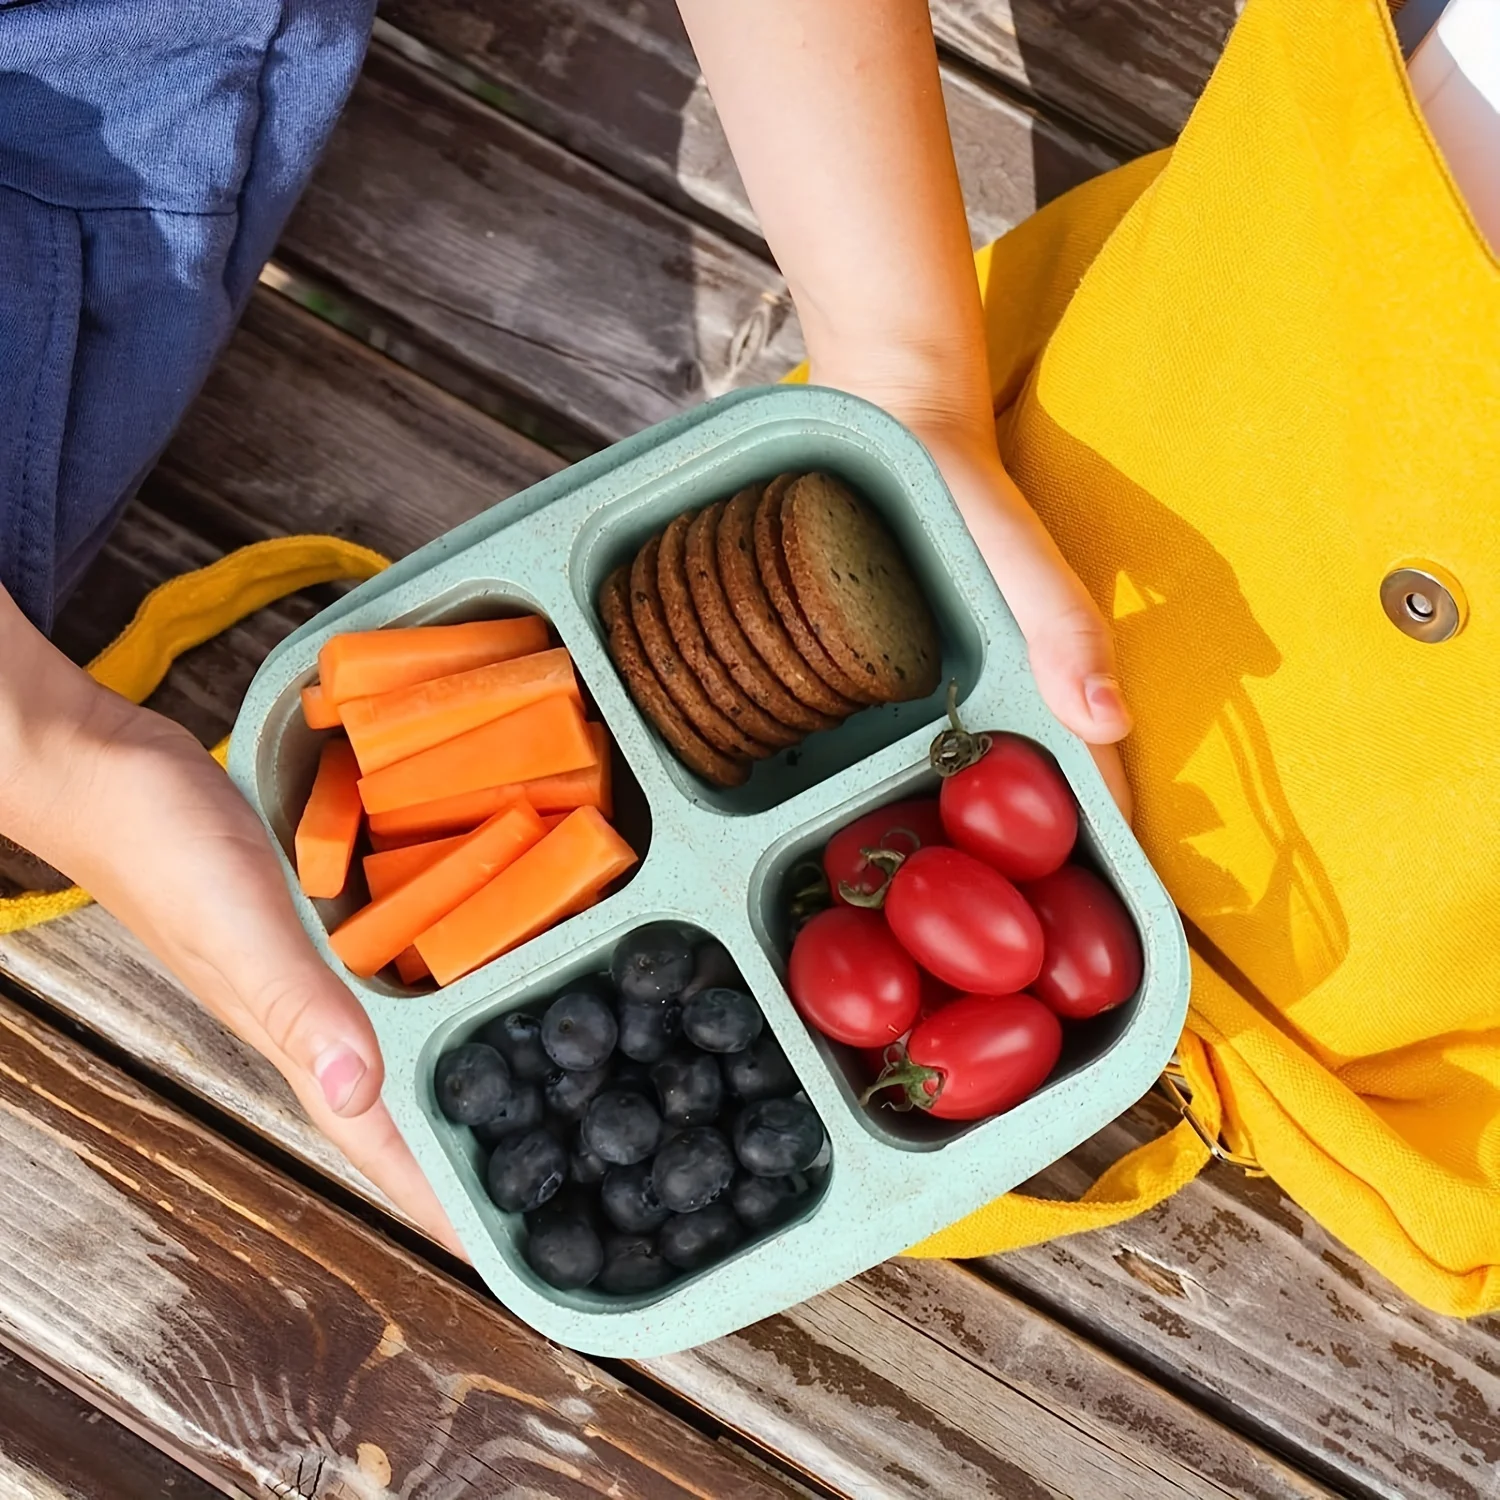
[907, 0, 1500, 1318]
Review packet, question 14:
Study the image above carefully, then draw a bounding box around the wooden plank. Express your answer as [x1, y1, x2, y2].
[929, 0, 1239, 153]
[985, 1094, 1500, 1500]
[0, 1343, 218, 1500]
[0, 994, 802, 1500]
[279, 42, 806, 445]
[375, 2, 1120, 249]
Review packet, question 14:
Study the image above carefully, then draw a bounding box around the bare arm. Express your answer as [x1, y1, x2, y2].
[676, 0, 1132, 768]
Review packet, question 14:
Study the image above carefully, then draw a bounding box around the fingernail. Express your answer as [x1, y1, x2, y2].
[314, 1045, 367, 1114]
[1084, 674, 1132, 730]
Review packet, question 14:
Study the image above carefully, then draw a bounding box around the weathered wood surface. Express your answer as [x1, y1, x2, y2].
[0, 994, 804, 1500]
[5, 291, 1327, 1500]
[988, 1096, 1500, 1500]
[375, 1, 1120, 250]
[0, 1344, 218, 1500]
[930, 0, 1240, 153]
[280, 43, 804, 446]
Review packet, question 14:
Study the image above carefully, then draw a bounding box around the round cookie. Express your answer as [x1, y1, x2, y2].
[685, 504, 841, 736]
[716, 484, 860, 718]
[656, 514, 802, 750]
[755, 475, 881, 704]
[598, 566, 750, 788]
[630, 535, 773, 760]
[782, 473, 941, 703]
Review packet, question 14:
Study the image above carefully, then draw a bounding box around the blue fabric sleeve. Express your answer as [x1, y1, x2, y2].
[0, 0, 375, 631]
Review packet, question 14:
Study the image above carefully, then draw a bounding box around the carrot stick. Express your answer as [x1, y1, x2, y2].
[540, 812, 568, 833]
[295, 739, 363, 899]
[330, 801, 547, 977]
[366, 724, 613, 841]
[394, 947, 432, 985]
[416, 808, 637, 985]
[363, 831, 478, 900]
[341, 647, 580, 773]
[300, 683, 342, 730]
[319, 617, 549, 705]
[357, 695, 597, 816]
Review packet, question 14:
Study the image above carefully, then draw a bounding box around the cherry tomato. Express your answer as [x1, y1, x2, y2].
[788, 907, 922, 1047]
[880, 845, 1044, 995]
[825, 797, 947, 904]
[857, 970, 956, 1079]
[939, 733, 1077, 882]
[1024, 864, 1143, 1019]
[868, 993, 1062, 1119]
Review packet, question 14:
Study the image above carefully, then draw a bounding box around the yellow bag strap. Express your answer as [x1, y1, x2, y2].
[0, 535, 389, 936]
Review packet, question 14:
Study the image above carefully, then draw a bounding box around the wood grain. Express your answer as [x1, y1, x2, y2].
[376, 1, 1120, 249]
[987, 1094, 1500, 1500]
[0, 1343, 218, 1500]
[0, 994, 802, 1500]
[280, 42, 805, 446]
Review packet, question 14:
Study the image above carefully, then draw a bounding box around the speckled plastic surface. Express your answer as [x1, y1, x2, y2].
[228, 385, 1189, 1358]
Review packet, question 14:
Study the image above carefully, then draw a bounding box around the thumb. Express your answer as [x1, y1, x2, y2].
[935, 441, 1132, 744]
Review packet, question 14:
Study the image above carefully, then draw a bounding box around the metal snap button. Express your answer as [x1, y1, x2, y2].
[1380, 562, 1467, 643]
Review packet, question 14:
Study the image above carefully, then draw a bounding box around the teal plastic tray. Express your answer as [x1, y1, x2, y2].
[228, 385, 1189, 1358]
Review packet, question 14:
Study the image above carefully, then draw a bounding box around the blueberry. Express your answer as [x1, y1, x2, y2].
[478, 1011, 554, 1083]
[569, 1134, 610, 1187]
[582, 1090, 662, 1166]
[611, 923, 695, 1004]
[681, 939, 741, 1001]
[731, 1172, 809, 1231]
[733, 1098, 825, 1177]
[544, 1063, 611, 1120]
[600, 1160, 671, 1234]
[616, 997, 682, 1063]
[434, 1043, 513, 1125]
[472, 1081, 545, 1146]
[524, 1208, 603, 1290]
[659, 1201, 743, 1271]
[609, 1055, 655, 1094]
[681, 987, 763, 1054]
[542, 990, 618, 1071]
[651, 1126, 736, 1214]
[598, 1233, 675, 1295]
[486, 1127, 567, 1213]
[721, 1033, 797, 1103]
[651, 1051, 724, 1128]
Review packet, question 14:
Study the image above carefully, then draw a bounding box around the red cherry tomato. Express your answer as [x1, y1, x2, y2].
[788, 907, 922, 1047]
[868, 993, 1062, 1119]
[880, 845, 1044, 995]
[939, 733, 1077, 882]
[1024, 864, 1143, 1019]
[858, 970, 956, 1078]
[825, 797, 947, 904]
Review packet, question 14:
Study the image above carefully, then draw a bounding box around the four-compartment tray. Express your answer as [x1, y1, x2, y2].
[228, 385, 1190, 1358]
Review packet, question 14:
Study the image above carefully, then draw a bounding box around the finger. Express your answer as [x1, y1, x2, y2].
[1088, 742, 1134, 821]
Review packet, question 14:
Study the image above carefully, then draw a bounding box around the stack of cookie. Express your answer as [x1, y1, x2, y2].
[598, 472, 941, 788]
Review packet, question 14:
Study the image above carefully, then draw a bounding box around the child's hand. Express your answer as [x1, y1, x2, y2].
[0, 592, 461, 1253]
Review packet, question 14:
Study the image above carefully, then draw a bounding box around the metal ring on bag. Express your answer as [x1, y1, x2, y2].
[1157, 1059, 1266, 1176]
[1380, 562, 1467, 643]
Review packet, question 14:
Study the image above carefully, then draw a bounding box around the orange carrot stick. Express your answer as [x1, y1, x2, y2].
[540, 812, 568, 833]
[301, 683, 342, 730]
[366, 724, 613, 841]
[341, 647, 580, 774]
[416, 808, 637, 985]
[363, 830, 478, 900]
[394, 947, 432, 985]
[319, 617, 549, 706]
[357, 695, 596, 816]
[330, 801, 547, 977]
[295, 739, 363, 899]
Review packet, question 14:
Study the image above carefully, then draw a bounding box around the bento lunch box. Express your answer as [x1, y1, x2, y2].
[228, 385, 1190, 1358]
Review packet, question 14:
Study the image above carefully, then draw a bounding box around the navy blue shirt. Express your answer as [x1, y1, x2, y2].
[0, 0, 374, 631]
